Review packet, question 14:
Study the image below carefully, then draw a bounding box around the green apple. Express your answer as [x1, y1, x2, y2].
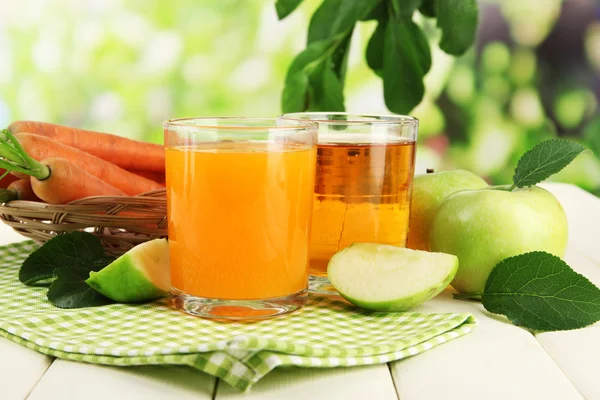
[430, 185, 568, 294]
[407, 169, 488, 251]
[86, 238, 170, 303]
[327, 243, 458, 312]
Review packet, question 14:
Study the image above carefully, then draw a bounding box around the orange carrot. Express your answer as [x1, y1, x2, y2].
[8, 120, 165, 172]
[15, 133, 162, 196]
[9, 170, 28, 179]
[129, 169, 165, 185]
[0, 168, 18, 188]
[7, 179, 40, 201]
[31, 158, 126, 204]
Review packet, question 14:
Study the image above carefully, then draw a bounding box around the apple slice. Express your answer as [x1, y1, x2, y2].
[86, 238, 170, 303]
[327, 243, 458, 311]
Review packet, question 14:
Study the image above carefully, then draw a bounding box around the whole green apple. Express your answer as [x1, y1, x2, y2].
[407, 169, 488, 251]
[430, 185, 568, 294]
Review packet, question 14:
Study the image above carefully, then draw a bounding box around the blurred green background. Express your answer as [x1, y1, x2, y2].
[0, 0, 598, 194]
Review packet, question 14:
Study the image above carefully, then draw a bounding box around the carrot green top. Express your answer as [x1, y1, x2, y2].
[0, 129, 50, 180]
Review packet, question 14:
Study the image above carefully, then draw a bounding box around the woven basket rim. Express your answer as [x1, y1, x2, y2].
[0, 188, 166, 210]
[0, 188, 168, 256]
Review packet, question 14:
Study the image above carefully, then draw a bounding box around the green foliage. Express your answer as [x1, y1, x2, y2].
[281, 0, 379, 113]
[19, 231, 116, 308]
[419, 0, 436, 18]
[436, 0, 479, 56]
[481, 252, 600, 331]
[366, 20, 386, 75]
[48, 267, 114, 309]
[511, 139, 585, 189]
[19, 231, 114, 286]
[383, 20, 429, 114]
[281, 39, 345, 113]
[280, 0, 478, 114]
[276, 0, 304, 19]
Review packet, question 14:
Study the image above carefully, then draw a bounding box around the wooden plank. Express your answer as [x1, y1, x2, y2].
[533, 184, 600, 399]
[0, 225, 54, 400]
[535, 248, 600, 400]
[216, 365, 398, 400]
[0, 339, 53, 400]
[537, 327, 600, 400]
[389, 289, 583, 400]
[27, 359, 216, 400]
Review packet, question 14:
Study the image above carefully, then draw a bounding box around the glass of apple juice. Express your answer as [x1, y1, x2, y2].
[281, 113, 418, 294]
[164, 117, 318, 319]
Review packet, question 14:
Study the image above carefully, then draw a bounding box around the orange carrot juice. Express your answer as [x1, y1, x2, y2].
[166, 142, 316, 300]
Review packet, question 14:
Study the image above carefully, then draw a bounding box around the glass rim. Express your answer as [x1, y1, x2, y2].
[164, 116, 318, 131]
[281, 112, 418, 126]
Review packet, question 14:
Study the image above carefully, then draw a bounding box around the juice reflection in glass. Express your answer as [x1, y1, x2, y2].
[282, 113, 418, 294]
[164, 118, 317, 319]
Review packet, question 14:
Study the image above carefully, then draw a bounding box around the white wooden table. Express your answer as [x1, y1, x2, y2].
[1, 183, 598, 400]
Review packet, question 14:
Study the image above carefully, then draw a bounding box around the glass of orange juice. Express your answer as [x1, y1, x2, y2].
[164, 117, 318, 319]
[282, 113, 418, 294]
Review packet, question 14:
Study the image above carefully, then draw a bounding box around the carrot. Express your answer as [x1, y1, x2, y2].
[31, 158, 126, 204]
[0, 168, 18, 188]
[14, 133, 162, 196]
[8, 120, 165, 172]
[0, 129, 126, 203]
[9, 170, 28, 179]
[7, 179, 40, 201]
[129, 169, 165, 185]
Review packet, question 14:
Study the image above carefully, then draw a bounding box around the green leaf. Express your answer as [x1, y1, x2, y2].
[481, 252, 600, 332]
[275, 0, 304, 20]
[382, 19, 427, 114]
[281, 39, 336, 113]
[366, 20, 386, 76]
[330, 30, 353, 82]
[419, 0, 436, 17]
[305, 0, 378, 84]
[391, 0, 422, 17]
[512, 139, 586, 188]
[19, 231, 113, 285]
[360, 1, 385, 21]
[282, 72, 310, 113]
[408, 19, 432, 75]
[437, 0, 478, 55]
[48, 266, 114, 309]
[308, 62, 345, 111]
[307, 0, 380, 43]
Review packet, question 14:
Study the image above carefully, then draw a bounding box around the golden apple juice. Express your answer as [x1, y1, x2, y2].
[310, 139, 416, 276]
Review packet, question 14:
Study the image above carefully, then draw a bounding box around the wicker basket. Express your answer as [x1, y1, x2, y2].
[0, 189, 168, 256]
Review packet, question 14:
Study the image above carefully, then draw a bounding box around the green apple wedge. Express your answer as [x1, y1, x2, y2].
[327, 243, 458, 312]
[86, 238, 170, 303]
[407, 169, 488, 251]
[430, 185, 568, 294]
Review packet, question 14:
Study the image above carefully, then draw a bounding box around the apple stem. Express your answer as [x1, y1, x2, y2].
[426, 168, 435, 174]
[508, 183, 517, 191]
[453, 293, 483, 301]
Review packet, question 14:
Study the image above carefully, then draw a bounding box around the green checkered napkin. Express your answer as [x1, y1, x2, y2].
[0, 241, 476, 391]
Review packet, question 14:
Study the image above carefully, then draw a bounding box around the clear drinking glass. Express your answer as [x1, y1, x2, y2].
[164, 117, 318, 319]
[281, 113, 418, 294]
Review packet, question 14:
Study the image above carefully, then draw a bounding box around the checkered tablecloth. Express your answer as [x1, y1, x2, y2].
[0, 240, 477, 391]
